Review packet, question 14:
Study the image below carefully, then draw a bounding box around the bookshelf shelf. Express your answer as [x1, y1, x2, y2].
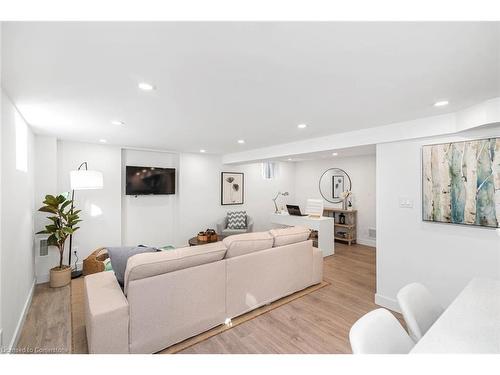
[323, 208, 357, 246]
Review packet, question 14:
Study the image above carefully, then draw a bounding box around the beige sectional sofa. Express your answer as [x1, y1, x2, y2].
[84, 226, 323, 354]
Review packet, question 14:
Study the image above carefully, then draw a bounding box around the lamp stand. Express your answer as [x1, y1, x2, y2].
[68, 162, 88, 279]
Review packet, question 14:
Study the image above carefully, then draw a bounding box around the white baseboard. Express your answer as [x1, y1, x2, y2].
[357, 238, 376, 248]
[36, 273, 50, 284]
[8, 278, 36, 353]
[375, 293, 401, 313]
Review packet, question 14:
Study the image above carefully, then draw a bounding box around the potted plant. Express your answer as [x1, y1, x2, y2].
[36, 194, 81, 288]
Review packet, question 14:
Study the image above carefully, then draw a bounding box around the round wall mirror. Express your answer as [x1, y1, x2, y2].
[318, 168, 352, 204]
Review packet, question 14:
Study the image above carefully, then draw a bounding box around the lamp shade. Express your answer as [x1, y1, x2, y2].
[70, 170, 103, 190]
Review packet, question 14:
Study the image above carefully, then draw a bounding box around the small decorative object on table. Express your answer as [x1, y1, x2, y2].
[340, 190, 352, 210]
[197, 228, 218, 243]
[339, 212, 346, 224]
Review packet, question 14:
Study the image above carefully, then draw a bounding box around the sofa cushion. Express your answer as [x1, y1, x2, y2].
[107, 246, 157, 286]
[227, 211, 247, 229]
[223, 231, 274, 258]
[270, 226, 311, 247]
[124, 241, 227, 293]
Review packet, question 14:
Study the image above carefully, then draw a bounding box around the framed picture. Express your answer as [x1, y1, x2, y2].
[332, 175, 344, 199]
[422, 137, 499, 228]
[221, 172, 244, 205]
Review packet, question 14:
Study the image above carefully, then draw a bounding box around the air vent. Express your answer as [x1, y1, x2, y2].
[39, 238, 48, 257]
[368, 227, 376, 239]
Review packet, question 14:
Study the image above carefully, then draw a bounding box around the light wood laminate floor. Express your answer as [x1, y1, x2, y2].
[179, 243, 387, 354]
[17, 243, 401, 354]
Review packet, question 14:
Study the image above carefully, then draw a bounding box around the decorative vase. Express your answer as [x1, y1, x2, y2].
[50, 266, 71, 288]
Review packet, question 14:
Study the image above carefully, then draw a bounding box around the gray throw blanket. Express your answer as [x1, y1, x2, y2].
[107, 246, 157, 286]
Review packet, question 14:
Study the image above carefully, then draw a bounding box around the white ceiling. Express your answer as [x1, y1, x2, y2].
[287, 144, 376, 162]
[2, 22, 499, 154]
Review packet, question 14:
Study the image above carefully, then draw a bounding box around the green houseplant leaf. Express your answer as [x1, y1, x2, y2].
[36, 193, 82, 270]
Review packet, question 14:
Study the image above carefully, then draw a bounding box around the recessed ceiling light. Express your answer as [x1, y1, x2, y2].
[297, 124, 307, 129]
[237, 139, 245, 144]
[138, 82, 155, 91]
[288, 158, 293, 161]
[111, 120, 125, 126]
[434, 100, 449, 107]
[332, 152, 338, 156]
[99, 139, 107, 143]
[200, 149, 206, 153]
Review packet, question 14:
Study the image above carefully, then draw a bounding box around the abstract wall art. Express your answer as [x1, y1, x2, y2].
[221, 172, 244, 205]
[422, 137, 500, 228]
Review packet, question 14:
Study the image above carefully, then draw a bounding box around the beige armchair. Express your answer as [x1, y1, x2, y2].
[216, 215, 254, 237]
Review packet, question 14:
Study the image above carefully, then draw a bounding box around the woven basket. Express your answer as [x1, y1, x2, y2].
[82, 247, 109, 276]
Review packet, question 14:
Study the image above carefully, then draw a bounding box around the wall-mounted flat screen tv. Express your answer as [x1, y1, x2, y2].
[126, 166, 176, 195]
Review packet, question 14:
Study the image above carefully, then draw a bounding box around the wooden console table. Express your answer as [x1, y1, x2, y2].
[323, 208, 357, 245]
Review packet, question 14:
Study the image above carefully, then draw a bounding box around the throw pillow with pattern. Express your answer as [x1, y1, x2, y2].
[227, 211, 247, 229]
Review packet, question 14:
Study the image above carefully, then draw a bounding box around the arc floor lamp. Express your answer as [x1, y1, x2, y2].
[69, 161, 103, 278]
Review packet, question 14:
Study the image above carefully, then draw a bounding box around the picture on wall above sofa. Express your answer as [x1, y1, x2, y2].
[221, 172, 244, 205]
[422, 137, 499, 228]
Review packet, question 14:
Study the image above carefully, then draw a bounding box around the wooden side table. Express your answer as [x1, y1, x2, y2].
[188, 235, 223, 246]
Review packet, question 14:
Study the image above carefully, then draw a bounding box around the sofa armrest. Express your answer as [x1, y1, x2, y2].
[312, 247, 323, 284]
[84, 271, 129, 353]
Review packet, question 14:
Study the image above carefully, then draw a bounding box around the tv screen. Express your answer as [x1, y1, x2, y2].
[126, 166, 176, 195]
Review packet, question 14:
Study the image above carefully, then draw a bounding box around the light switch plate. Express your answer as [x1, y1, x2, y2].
[399, 197, 414, 208]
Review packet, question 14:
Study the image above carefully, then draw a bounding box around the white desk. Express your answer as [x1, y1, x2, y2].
[411, 278, 500, 353]
[270, 213, 334, 257]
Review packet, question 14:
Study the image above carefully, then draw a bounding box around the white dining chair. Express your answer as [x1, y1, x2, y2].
[349, 308, 414, 354]
[396, 282, 444, 342]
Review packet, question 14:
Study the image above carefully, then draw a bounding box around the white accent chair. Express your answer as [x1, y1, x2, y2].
[305, 198, 324, 217]
[396, 282, 444, 342]
[349, 308, 414, 354]
[216, 215, 254, 237]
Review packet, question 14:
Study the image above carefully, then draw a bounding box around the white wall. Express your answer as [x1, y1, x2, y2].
[177, 153, 296, 246]
[34, 145, 296, 260]
[228, 161, 296, 232]
[376, 127, 500, 311]
[33, 136, 59, 282]
[177, 153, 226, 245]
[122, 149, 179, 247]
[56, 140, 122, 265]
[0, 22, 3, 348]
[1, 91, 36, 351]
[294, 155, 376, 246]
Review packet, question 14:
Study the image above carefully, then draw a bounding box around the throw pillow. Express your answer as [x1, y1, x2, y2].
[227, 211, 247, 229]
[107, 246, 157, 286]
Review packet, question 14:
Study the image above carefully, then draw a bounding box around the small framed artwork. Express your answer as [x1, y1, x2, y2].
[332, 175, 344, 199]
[221, 172, 244, 205]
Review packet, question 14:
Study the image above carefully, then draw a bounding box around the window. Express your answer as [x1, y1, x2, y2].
[262, 162, 278, 179]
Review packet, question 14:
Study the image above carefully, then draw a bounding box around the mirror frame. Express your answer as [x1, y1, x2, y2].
[318, 168, 352, 204]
